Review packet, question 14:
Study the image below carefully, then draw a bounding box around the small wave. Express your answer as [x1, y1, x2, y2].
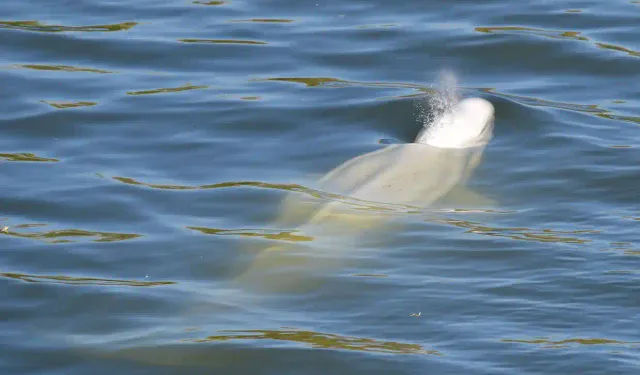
[127, 84, 209, 96]
[0, 152, 59, 162]
[16, 64, 113, 74]
[179, 39, 267, 45]
[192, 0, 226, 5]
[476, 26, 639, 59]
[0, 20, 137, 33]
[2, 226, 141, 243]
[1, 272, 175, 287]
[187, 227, 314, 242]
[42, 100, 97, 109]
[435, 218, 598, 245]
[502, 337, 639, 349]
[229, 19, 295, 24]
[186, 329, 440, 355]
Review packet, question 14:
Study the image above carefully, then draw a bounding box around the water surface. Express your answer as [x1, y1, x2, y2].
[1, 0, 639, 374]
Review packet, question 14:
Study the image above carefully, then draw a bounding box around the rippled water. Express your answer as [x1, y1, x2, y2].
[1, 1, 639, 374]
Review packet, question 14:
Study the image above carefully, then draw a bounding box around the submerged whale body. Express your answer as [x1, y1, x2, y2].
[236, 97, 495, 291]
[317, 98, 494, 207]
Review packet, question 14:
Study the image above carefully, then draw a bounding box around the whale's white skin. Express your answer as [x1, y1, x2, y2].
[415, 97, 494, 148]
[236, 97, 495, 291]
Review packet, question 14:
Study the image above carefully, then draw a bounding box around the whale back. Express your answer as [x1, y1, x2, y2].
[317, 143, 485, 208]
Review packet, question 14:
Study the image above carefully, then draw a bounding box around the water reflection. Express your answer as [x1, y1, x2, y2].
[2, 226, 141, 243]
[16, 64, 113, 74]
[179, 39, 267, 45]
[351, 273, 388, 278]
[187, 227, 314, 242]
[42, 100, 97, 109]
[230, 19, 295, 23]
[1, 272, 175, 287]
[187, 329, 440, 355]
[355, 24, 398, 29]
[112, 176, 413, 213]
[257, 76, 638, 126]
[113, 176, 304, 192]
[480, 88, 640, 125]
[258, 77, 436, 94]
[262, 77, 345, 87]
[0, 152, 59, 162]
[502, 337, 639, 349]
[192, 0, 225, 5]
[0, 20, 137, 33]
[476, 26, 639, 59]
[595, 43, 640, 58]
[476, 26, 588, 41]
[127, 84, 208, 96]
[435, 218, 597, 244]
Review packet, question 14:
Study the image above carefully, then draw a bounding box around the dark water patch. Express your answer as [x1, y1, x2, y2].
[16, 64, 113, 74]
[126, 84, 209, 96]
[42, 100, 98, 109]
[187, 227, 314, 242]
[0, 20, 137, 33]
[0, 272, 175, 287]
[2, 226, 141, 243]
[186, 329, 440, 355]
[0, 152, 59, 162]
[179, 38, 267, 45]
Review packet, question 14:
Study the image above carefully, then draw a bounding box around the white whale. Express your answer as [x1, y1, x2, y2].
[236, 97, 495, 292]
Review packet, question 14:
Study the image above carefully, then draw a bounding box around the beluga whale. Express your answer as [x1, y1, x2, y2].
[235, 90, 496, 293]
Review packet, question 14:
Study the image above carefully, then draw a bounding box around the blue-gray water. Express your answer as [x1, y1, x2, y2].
[1, 1, 639, 374]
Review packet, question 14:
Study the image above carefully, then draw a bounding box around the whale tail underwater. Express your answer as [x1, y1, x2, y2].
[234, 96, 496, 293]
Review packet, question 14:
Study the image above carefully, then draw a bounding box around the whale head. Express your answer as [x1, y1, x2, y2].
[415, 97, 495, 148]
